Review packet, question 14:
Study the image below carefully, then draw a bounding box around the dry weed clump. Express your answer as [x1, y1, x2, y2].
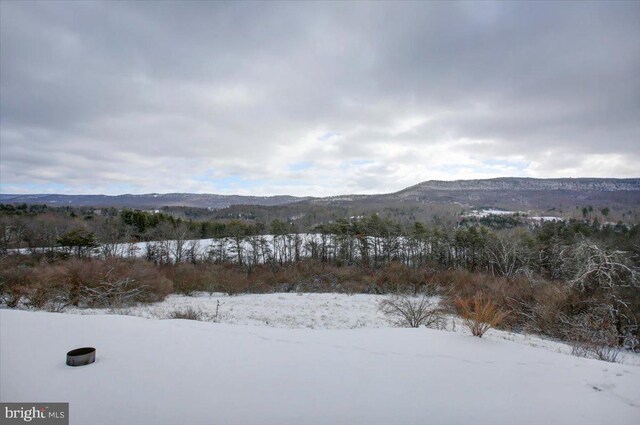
[167, 306, 204, 321]
[455, 293, 510, 337]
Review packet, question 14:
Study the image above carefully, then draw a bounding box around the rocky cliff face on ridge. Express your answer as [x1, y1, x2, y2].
[396, 178, 640, 193]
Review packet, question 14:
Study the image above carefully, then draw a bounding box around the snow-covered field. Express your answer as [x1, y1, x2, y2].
[66, 293, 390, 329]
[59, 293, 639, 365]
[466, 209, 521, 217]
[2, 308, 639, 425]
[464, 209, 562, 222]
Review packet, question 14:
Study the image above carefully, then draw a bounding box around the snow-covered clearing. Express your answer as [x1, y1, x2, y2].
[17, 292, 639, 367]
[66, 293, 390, 329]
[58, 292, 639, 366]
[466, 209, 520, 217]
[1, 309, 639, 425]
[463, 209, 562, 222]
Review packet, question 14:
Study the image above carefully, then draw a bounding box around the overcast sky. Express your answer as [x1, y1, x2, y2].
[1, 1, 638, 196]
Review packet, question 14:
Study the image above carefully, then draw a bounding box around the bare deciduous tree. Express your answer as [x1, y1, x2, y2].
[563, 240, 639, 345]
[564, 240, 638, 291]
[486, 232, 532, 279]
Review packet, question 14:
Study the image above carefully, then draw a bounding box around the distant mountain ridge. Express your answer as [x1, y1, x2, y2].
[1, 178, 639, 210]
[0, 193, 310, 209]
[397, 178, 640, 193]
[308, 178, 640, 209]
[378, 177, 640, 210]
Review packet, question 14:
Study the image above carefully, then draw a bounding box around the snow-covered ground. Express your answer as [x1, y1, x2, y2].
[529, 215, 563, 222]
[2, 309, 639, 425]
[66, 293, 389, 329]
[463, 209, 562, 222]
[48, 292, 640, 366]
[466, 209, 521, 217]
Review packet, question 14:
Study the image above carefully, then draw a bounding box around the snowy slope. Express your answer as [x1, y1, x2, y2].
[1, 310, 639, 425]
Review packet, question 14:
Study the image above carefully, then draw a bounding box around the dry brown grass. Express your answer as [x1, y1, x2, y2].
[454, 293, 510, 337]
[167, 306, 204, 321]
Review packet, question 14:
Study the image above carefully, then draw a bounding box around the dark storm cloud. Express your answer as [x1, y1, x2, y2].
[1, 1, 638, 195]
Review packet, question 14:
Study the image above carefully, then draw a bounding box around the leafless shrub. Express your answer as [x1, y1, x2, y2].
[592, 344, 622, 362]
[0, 257, 31, 307]
[454, 293, 510, 337]
[1, 286, 26, 308]
[570, 342, 591, 359]
[623, 328, 639, 352]
[564, 304, 624, 363]
[434, 269, 515, 306]
[42, 287, 72, 312]
[25, 285, 61, 309]
[168, 306, 203, 321]
[163, 263, 209, 295]
[511, 284, 577, 338]
[80, 278, 147, 308]
[570, 341, 621, 363]
[372, 262, 430, 294]
[214, 268, 248, 296]
[379, 294, 445, 328]
[31, 259, 172, 309]
[74, 260, 173, 306]
[204, 280, 217, 296]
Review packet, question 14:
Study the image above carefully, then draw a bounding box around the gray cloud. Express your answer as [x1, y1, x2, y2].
[1, 0, 638, 196]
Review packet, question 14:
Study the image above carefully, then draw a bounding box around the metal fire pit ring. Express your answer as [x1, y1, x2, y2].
[66, 347, 96, 367]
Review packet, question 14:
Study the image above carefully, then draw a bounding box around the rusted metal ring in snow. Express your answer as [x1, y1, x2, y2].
[66, 347, 96, 367]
